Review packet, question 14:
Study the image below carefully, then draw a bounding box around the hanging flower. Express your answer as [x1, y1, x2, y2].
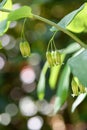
[19, 41, 31, 57]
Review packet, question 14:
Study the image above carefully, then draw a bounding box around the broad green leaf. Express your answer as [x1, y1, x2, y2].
[67, 3, 87, 33]
[0, 0, 7, 8]
[37, 62, 49, 100]
[0, 0, 12, 36]
[8, 6, 33, 21]
[54, 64, 70, 113]
[71, 93, 86, 112]
[0, 0, 12, 21]
[0, 19, 9, 36]
[49, 54, 65, 89]
[50, 3, 84, 32]
[68, 50, 87, 87]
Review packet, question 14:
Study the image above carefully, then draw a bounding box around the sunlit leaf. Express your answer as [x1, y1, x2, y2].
[50, 3, 84, 32]
[67, 3, 87, 33]
[54, 64, 70, 113]
[0, 0, 12, 36]
[68, 50, 87, 87]
[71, 93, 86, 112]
[37, 62, 49, 100]
[8, 6, 33, 21]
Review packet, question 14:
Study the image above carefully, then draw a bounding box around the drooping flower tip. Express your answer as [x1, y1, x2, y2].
[19, 41, 31, 57]
[46, 50, 61, 67]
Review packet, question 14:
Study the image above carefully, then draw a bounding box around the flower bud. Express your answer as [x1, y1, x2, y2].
[46, 51, 54, 67]
[79, 84, 86, 93]
[19, 41, 30, 57]
[71, 78, 79, 96]
[55, 50, 61, 65]
[46, 50, 61, 67]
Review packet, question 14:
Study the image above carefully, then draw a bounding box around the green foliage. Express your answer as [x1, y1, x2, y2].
[68, 50, 87, 87]
[0, 0, 12, 36]
[50, 3, 84, 32]
[8, 6, 33, 21]
[0, 0, 7, 7]
[37, 62, 49, 100]
[54, 64, 71, 113]
[67, 3, 87, 33]
[1, 1, 87, 116]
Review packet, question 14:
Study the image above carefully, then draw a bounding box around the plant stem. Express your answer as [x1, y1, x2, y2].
[33, 14, 87, 49]
[0, 8, 11, 12]
[0, 8, 87, 48]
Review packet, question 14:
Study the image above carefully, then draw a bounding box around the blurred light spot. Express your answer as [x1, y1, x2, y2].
[13, 3, 21, 10]
[27, 116, 43, 130]
[51, 5, 64, 18]
[0, 113, 11, 126]
[19, 97, 37, 116]
[51, 115, 66, 130]
[20, 67, 36, 84]
[10, 21, 17, 28]
[0, 54, 6, 70]
[22, 82, 36, 93]
[35, 23, 47, 35]
[5, 103, 18, 117]
[1, 34, 10, 47]
[37, 100, 54, 115]
[1, 35, 16, 50]
[10, 87, 24, 101]
[31, 4, 41, 15]
[29, 53, 41, 66]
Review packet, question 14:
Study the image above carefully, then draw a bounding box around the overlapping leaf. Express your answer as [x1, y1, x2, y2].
[68, 50, 87, 87]
[54, 64, 70, 113]
[0, 0, 12, 36]
[8, 6, 33, 21]
[51, 3, 87, 33]
[37, 62, 49, 100]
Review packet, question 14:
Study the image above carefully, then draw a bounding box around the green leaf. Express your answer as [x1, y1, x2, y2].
[0, 0, 12, 36]
[0, 0, 7, 8]
[50, 3, 84, 32]
[71, 93, 86, 112]
[67, 3, 87, 33]
[8, 6, 33, 21]
[0, 19, 9, 36]
[54, 64, 70, 113]
[68, 50, 87, 87]
[49, 54, 65, 89]
[37, 62, 49, 100]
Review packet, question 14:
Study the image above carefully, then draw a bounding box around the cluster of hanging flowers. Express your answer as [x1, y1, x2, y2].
[71, 77, 87, 97]
[46, 37, 61, 67]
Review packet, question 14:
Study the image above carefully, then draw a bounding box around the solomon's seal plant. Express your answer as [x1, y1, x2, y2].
[1, 0, 87, 113]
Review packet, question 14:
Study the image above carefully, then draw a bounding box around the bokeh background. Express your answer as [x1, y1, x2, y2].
[0, 0, 87, 130]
